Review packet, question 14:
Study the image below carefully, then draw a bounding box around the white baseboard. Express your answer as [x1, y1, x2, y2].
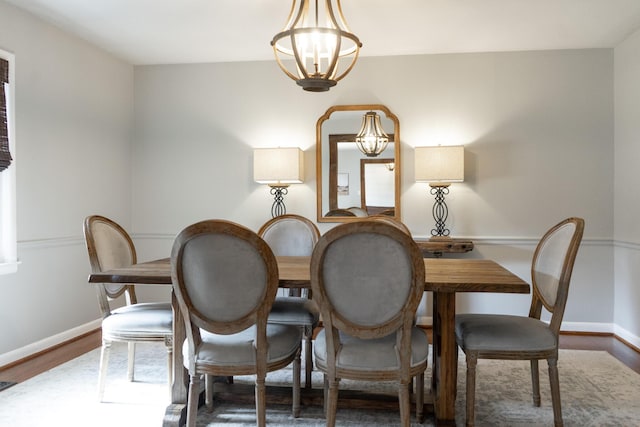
[614, 324, 640, 350]
[564, 322, 640, 350]
[2, 318, 639, 368]
[560, 321, 615, 334]
[0, 319, 101, 368]
[416, 316, 432, 327]
[417, 318, 613, 332]
[417, 317, 640, 348]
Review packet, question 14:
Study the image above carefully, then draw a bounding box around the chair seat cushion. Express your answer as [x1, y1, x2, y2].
[314, 328, 429, 372]
[102, 302, 172, 339]
[267, 296, 319, 327]
[184, 324, 302, 367]
[455, 314, 556, 353]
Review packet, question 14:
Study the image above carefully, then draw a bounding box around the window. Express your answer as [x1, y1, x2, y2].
[0, 49, 17, 274]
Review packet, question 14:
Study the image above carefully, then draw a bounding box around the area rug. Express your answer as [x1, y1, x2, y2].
[0, 342, 638, 427]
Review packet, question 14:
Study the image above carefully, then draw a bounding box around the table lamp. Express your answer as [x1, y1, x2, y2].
[254, 147, 304, 217]
[415, 145, 464, 239]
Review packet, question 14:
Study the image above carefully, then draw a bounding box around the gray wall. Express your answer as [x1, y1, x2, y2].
[133, 50, 615, 333]
[614, 27, 640, 344]
[0, 1, 133, 362]
[133, 52, 614, 239]
[1, 0, 639, 365]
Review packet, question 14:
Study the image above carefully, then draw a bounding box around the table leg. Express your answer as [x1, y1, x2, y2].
[163, 291, 188, 427]
[431, 292, 457, 426]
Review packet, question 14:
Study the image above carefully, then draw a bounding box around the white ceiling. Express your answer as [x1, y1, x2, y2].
[7, 0, 640, 65]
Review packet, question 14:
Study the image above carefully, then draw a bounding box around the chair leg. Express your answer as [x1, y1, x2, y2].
[127, 342, 135, 381]
[293, 348, 301, 418]
[205, 375, 214, 411]
[165, 337, 173, 394]
[548, 358, 564, 427]
[255, 373, 267, 427]
[398, 379, 411, 427]
[326, 378, 339, 427]
[530, 359, 541, 406]
[465, 353, 478, 427]
[186, 374, 201, 427]
[304, 326, 313, 389]
[323, 374, 328, 413]
[97, 341, 111, 401]
[416, 372, 425, 423]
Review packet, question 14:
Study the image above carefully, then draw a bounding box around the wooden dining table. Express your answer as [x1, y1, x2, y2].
[88, 255, 529, 427]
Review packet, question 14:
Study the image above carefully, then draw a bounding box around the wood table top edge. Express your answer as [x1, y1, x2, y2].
[88, 256, 529, 294]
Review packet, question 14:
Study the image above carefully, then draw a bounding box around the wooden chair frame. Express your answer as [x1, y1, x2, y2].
[171, 219, 301, 427]
[258, 214, 321, 389]
[457, 217, 585, 427]
[311, 221, 427, 427]
[83, 215, 173, 401]
[367, 214, 412, 235]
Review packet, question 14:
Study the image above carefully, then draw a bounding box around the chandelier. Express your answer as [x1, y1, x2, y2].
[271, 0, 362, 92]
[355, 111, 389, 157]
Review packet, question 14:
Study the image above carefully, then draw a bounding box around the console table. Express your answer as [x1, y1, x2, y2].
[415, 238, 474, 257]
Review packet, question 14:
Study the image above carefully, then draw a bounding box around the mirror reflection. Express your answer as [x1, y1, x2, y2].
[361, 159, 395, 215]
[316, 105, 401, 222]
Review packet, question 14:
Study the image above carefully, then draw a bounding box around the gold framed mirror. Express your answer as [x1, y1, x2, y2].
[316, 104, 401, 222]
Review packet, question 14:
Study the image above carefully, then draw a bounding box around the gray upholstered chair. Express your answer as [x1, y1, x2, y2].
[310, 221, 429, 427]
[368, 214, 412, 235]
[325, 208, 356, 217]
[455, 217, 585, 427]
[171, 219, 302, 427]
[347, 206, 369, 217]
[83, 215, 173, 401]
[258, 214, 320, 389]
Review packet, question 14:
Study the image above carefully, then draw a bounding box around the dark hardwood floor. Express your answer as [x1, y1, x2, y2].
[0, 329, 639, 385]
[0, 329, 101, 384]
[558, 333, 640, 374]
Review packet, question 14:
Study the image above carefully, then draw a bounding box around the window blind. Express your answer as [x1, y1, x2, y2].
[0, 58, 11, 172]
